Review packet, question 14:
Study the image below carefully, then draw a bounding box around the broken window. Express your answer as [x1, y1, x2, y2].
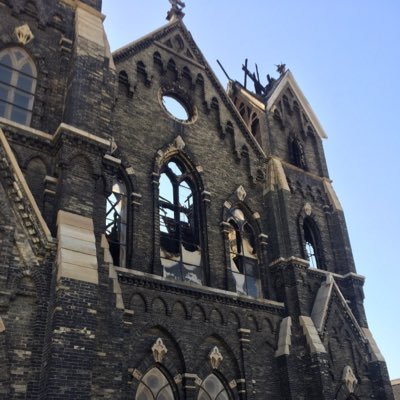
[303, 217, 322, 268]
[0, 48, 37, 125]
[159, 160, 202, 284]
[197, 374, 230, 400]
[227, 208, 261, 297]
[105, 176, 127, 267]
[136, 367, 175, 400]
[290, 138, 307, 170]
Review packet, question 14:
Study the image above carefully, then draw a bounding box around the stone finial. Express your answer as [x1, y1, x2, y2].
[236, 185, 247, 202]
[209, 346, 223, 369]
[342, 365, 358, 393]
[167, 0, 186, 21]
[14, 24, 34, 45]
[303, 202, 312, 216]
[152, 338, 168, 363]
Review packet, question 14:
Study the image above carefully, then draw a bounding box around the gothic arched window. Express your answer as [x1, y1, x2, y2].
[0, 47, 37, 125]
[290, 138, 307, 170]
[197, 374, 230, 400]
[159, 159, 203, 284]
[106, 176, 128, 267]
[303, 217, 322, 269]
[227, 207, 260, 297]
[136, 367, 175, 400]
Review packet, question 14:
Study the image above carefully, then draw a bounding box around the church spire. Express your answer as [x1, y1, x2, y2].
[166, 0, 186, 21]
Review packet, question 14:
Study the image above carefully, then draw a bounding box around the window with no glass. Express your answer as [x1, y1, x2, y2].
[159, 159, 203, 284]
[0, 47, 37, 125]
[161, 94, 190, 121]
[227, 207, 261, 297]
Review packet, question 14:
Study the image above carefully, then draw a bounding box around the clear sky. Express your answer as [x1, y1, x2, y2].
[102, 0, 400, 380]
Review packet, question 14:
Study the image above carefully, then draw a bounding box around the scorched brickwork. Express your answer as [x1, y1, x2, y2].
[0, 0, 394, 399]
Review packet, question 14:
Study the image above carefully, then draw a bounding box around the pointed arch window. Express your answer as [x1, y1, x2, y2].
[106, 176, 128, 267]
[197, 374, 230, 400]
[0, 47, 37, 125]
[136, 367, 175, 400]
[227, 208, 260, 297]
[159, 159, 203, 284]
[303, 217, 323, 269]
[290, 138, 307, 170]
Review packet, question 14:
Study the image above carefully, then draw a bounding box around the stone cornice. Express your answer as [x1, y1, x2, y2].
[116, 267, 285, 314]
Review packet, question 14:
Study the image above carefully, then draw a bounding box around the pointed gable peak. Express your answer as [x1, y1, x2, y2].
[266, 70, 328, 139]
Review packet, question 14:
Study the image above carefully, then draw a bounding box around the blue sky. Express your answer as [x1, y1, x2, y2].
[103, 0, 400, 380]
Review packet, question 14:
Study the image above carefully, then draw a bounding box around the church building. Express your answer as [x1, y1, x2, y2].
[0, 0, 394, 398]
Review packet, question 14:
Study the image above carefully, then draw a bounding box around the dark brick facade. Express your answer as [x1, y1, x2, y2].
[0, 0, 394, 399]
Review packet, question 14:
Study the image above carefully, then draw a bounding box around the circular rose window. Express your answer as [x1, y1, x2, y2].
[161, 93, 191, 122]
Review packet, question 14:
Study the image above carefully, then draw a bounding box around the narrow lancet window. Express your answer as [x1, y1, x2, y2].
[0, 48, 37, 125]
[303, 218, 321, 268]
[290, 138, 307, 170]
[159, 160, 202, 284]
[106, 176, 127, 267]
[227, 208, 260, 297]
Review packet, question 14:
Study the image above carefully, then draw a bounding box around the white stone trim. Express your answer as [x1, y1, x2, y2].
[56, 210, 98, 284]
[299, 315, 326, 354]
[275, 317, 292, 357]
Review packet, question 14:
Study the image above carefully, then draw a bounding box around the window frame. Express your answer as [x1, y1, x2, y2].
[0, 47, 37, 125]
[158, 157, 205, 285]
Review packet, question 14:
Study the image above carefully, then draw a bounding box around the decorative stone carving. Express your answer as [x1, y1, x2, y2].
[131, 368, 143, 381]
[209, 346, 223, 369]
[304, 202, 312, 216]
[342, 365, 358, 393]
[174, 374, 182, 384]
[152, 338, 168, 363]
[174, 135, 185, 150]
[14, 24, 34, 45]
[236, 185, 247, 201]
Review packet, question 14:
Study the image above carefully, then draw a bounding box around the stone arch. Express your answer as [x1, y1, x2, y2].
[195, 333, 241, 399]
[191, 304, 207, 323]
[151, 297, 169, 316]
[129, 293, 147, 314]
[129, 325, 186, 399]
[171, 300, 188, 319]
[23, 155, 47, 211]
[209, 308, 224, 325]
[227, 311, 241, 328]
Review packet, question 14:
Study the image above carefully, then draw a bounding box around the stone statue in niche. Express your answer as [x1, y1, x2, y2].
[342, 365, 358, 393]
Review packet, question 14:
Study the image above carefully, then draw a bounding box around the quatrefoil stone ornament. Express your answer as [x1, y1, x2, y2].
[14, 24, 34, 45]
[236, 185, 247, 202]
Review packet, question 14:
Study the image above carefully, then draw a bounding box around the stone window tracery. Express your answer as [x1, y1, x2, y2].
[0, 47, 37, 125]
[105, 176, 128, 267]
[227, 207, 261, 297]
[136, 367, 175, 400]
[159, 159, 203, 284]
[197, 374, 230, 400]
